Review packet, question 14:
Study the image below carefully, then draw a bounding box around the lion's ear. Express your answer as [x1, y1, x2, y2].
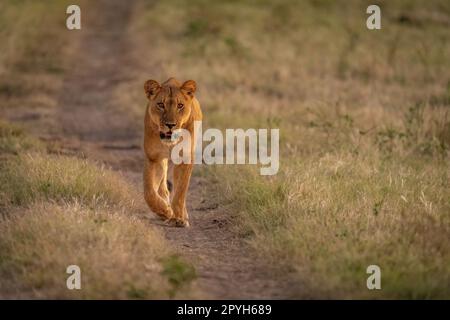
[144, 80, 161, 99]
[181, 80, 196, 97]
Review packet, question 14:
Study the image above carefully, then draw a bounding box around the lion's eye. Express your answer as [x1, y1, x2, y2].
[177, 103, 184, 109]
[157, 102, 165, 109]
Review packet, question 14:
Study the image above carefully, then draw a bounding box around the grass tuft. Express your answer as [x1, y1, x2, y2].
[0, 120, 43, 154]
[0, 153, 141, 209]
[162, 255, 197, 298]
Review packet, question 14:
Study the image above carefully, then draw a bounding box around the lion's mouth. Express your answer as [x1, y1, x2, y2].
[160, 131, 172, 140]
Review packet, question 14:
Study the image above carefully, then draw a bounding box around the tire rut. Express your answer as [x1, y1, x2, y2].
[55, 0, 296, 299]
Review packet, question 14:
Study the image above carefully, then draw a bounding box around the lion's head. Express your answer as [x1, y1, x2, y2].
[144, 78, 196, 144]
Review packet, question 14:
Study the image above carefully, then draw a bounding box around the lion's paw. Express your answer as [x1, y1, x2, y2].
[166, 217, 190, 228]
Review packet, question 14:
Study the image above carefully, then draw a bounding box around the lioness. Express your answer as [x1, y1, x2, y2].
[143, 78, 202, 227]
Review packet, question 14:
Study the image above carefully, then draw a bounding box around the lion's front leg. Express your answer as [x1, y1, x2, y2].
[144, 158, 173, 220]
[171, 163, 193, 227]
[158, 159, 170, 203]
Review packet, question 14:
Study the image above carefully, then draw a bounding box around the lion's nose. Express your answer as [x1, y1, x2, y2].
[165, 123, 176, 130]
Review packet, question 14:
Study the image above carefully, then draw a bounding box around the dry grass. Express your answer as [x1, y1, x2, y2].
[209, 153, 449, 298]
[128, 0, 450, 298]
[0, 153, 142, 209]
[0, 124, 200, 298]
[0, 124, 199, 298]
[1, 0, 448, 299]
[0, 120, 44, 154]
[0, 0, 75, 109]
[0, 202, 170, 299]
[0, 1, 201, 299]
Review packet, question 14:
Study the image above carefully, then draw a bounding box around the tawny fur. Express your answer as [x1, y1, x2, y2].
[143, 78, 202, 227]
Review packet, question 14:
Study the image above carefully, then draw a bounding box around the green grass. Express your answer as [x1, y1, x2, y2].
[132, 0, 450, 298]
[162, 255, 197, 298]
[210, 152, 449, 298]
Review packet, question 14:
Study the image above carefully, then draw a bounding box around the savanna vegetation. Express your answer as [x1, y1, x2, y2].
[0, 0, 72, 110]
[0, 0, 448, 299]
[128, 0, 450, 298]
[0, 1, 197, 299]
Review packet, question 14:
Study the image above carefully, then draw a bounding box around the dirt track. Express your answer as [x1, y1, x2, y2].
[11, 0, 297, 299]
